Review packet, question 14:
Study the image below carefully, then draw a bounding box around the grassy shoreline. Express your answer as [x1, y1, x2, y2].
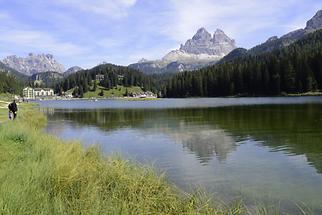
[0, 102, 315, 214]
[0, 104, 225, 214]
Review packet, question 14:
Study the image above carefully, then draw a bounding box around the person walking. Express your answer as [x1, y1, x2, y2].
[8, 100, 18, 120]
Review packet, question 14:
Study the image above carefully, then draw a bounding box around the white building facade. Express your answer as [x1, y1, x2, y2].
[23, 87, 35, 99]
[23, 87, 54, 99]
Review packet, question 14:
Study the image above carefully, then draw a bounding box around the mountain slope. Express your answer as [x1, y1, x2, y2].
[216, 48, 248, 65]
[0, 63, 24, 94]
[64, 66, 83, 76]
[0, 61, 28, 82]
[129, 28, 236, 74]
[220, 9, 322, 64]
[56, 63, 156, 97]
[164, 28, 322, 97]
[2, 53, 65, 76]
[30, 71, 64, 87]
[250, 10, 322, 54]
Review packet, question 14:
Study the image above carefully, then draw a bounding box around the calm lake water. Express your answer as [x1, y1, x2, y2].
[38, 97, 322, 214]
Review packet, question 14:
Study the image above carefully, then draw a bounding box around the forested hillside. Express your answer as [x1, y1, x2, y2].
[55, 64, 157, 97]
[163, 29, 322, 97]
[0, 71, 23, 95]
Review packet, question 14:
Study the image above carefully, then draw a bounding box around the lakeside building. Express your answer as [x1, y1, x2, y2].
[129, 91, 157, 98]
[23, 87, 55, 99]
[96, 74, 105, 82]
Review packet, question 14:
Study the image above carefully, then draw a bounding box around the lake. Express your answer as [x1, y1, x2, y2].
[38, 97, 322, 214]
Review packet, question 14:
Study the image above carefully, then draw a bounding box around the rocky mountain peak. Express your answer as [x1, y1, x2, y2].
[138, 58, 149, 63]
[305, 10, 322, 32]
[46, 54, 54, 60]
[214, 28, 225, 35]
[179, 27, 236, 56]
[2, 53, 65, 76]
[130, 27, 237, 74]
[213, 28, 235, 44]
[266, 36, 279, 43]
[192, 27, 212, 41]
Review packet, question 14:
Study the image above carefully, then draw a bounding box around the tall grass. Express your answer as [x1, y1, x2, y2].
[0, 105, 315, 214]
[0, 107, 227, 214]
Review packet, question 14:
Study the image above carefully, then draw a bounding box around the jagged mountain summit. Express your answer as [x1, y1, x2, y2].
[305, 10, 322, 32]
[1, 53, 65, 76]
[180, 28, 236, 56]
[129, 28, 236, 74]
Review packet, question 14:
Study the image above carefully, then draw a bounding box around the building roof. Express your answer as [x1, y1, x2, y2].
[34, 88, 54, 91]
[23, 87, 33, 90]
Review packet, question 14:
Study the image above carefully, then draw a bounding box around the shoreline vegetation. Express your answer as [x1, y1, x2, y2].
[0, 100, 315, 214]
[0, 103, 235, 214]
[21, 90, 322, 102]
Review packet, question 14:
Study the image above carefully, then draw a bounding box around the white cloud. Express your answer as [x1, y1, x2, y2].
[0, 29, 87, 57]
[1, 0, 322, 67]
[55, 0, 137, 18]
[159, 0, 318, 47]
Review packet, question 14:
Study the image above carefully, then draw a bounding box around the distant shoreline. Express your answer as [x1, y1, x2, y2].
[25, 91, 322, 102]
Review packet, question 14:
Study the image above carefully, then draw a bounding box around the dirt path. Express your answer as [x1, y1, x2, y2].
[0, 101, 10, 123]
[0, 100, 10, 108]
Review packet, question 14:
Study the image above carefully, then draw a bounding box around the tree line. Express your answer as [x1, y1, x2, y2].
[163, 29, 322, 97]
[55, 64, 157, 97]
[0, 71, 23, 95]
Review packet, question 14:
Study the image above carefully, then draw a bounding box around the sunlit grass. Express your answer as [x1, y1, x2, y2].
[0, 106, 221, 214]
[0, 93, 15, 102]
[0, 104, 314, 214]
[84, 85, 143, 98]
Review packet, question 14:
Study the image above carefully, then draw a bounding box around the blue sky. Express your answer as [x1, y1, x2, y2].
[0, 0, 322, 69]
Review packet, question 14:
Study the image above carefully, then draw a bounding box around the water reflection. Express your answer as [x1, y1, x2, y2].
[42, 103, 322, 213]
[43, 105, 322, 171]
[44, 108, 239, 163]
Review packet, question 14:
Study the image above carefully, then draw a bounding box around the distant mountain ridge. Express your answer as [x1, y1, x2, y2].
[64, 66, 83, 76]
[249, 10, 322, 55]
[129, 28, 236, 74]
[0, 61, 28, 82]
[1, 53, 65, 76]
[217, 10, 322, 65]
[163, 27, 322, 98]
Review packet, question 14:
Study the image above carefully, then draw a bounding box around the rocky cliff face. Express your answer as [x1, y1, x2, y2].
[129, 28, 236, 74]
[305, 10, 322, 32]
[180, 28, 235, 56]
[1, 53, 65, 76]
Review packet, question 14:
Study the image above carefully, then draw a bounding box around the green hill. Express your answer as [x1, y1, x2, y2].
[56, 63, 156, 98]
[83, 85, 143, 98]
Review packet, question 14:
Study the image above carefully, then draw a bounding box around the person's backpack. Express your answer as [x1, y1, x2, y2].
[11, 103, 17, 112]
